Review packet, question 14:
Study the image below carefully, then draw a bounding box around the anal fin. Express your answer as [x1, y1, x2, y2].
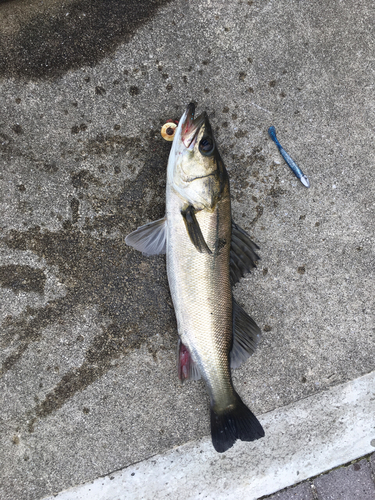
[230, 299, 261, 369]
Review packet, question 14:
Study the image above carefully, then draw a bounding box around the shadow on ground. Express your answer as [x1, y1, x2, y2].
[0, 0, 174, 80]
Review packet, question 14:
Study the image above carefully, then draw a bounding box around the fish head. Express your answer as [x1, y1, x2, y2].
[167, 103, 228, 209]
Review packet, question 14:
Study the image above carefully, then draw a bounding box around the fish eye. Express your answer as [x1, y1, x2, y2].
[199, 137, 215, 156]
[161, 122, 177, 141]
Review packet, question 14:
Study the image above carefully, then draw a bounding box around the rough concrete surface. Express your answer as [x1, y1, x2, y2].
[41, 371, 375, 500]
[0, 0, 374, 499]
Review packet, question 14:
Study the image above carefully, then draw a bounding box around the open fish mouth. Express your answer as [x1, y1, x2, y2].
[181, 103, 206, 149]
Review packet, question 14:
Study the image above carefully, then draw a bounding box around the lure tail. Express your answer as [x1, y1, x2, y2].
[268, 126, 281, 149]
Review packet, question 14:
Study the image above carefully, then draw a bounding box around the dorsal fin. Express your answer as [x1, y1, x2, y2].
[230, 221, 260, 285]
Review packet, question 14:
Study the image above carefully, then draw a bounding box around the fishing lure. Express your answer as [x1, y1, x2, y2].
[268, 126, 310, 188]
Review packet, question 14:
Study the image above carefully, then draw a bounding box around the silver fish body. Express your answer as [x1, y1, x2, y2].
[126, 103, 264, 452]
[166, 173, 233, 409]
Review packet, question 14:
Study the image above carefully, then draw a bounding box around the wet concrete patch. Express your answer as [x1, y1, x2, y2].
[0, 132, 14, 157]
[86, 134, 147, 159]
[71, 170, 103, 189]
[0, 0, 174, 80]
[29, 321, 142, 431]
[0, 264, 46, 294]
[2, 222, 175, 419]
[0, 151, 176, 422]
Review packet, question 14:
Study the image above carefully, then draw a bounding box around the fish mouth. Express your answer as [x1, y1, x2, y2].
[181, 103, 206, 148]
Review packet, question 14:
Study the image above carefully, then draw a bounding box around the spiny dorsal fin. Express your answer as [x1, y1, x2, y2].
[230, 221, 260, 285]
[181, 205, 212, 254]
[125, 217, 167, 256]
[230, 299, 261, 368]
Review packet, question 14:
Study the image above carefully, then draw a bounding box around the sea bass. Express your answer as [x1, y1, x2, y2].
[125, 103, 265, 452]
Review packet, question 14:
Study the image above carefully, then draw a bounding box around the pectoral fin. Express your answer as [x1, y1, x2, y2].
[181, 205, 212, 254]
[230, 221, 260, 285]
[230, 299, 261, 368]
[125, 217, 167, 256]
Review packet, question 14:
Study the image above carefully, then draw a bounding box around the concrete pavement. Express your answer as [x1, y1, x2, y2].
[0, 0, 374, 499]
[40, 371, 375, 499]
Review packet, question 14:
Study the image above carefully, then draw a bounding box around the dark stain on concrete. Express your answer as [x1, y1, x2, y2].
[95, 86, 106, 96]
[0, 131, 61, 174]
[27, 321, 144, 431]
[0, 134, 175, 423]
[250, 205, 264, 225]
[71, 124, 87, 134]
[70, 198, 80, 223]
[234, 130, 248, 139]
[268, 185, 286, 198]
[71, 170, 102, 189]
[86, 133, 145, 157]
[228, 146, 266, 206]
[0, 0, 174, 80]
[12, 124, 23, 135]
[0, 264, 46, 294]
[129, 86, 140, 96]
[0, 132, 14, 157]
[42, 161, 59, 174]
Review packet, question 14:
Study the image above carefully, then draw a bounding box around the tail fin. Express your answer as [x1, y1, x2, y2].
[210, 394, 264, 453]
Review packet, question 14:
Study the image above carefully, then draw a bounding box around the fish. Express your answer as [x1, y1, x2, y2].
[268, 126, 310, 188]
[125, 103, 265, 452]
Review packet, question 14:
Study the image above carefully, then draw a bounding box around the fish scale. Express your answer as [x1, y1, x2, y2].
[167, 192, 233, 405]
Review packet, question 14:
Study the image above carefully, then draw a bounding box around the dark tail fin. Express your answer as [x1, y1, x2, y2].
[210, 394, 265, 453]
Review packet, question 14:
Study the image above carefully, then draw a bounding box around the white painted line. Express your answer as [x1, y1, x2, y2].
[43, 371, 375, 500]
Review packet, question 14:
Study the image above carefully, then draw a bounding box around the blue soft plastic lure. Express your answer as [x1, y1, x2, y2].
[268, 126, 310, 188]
